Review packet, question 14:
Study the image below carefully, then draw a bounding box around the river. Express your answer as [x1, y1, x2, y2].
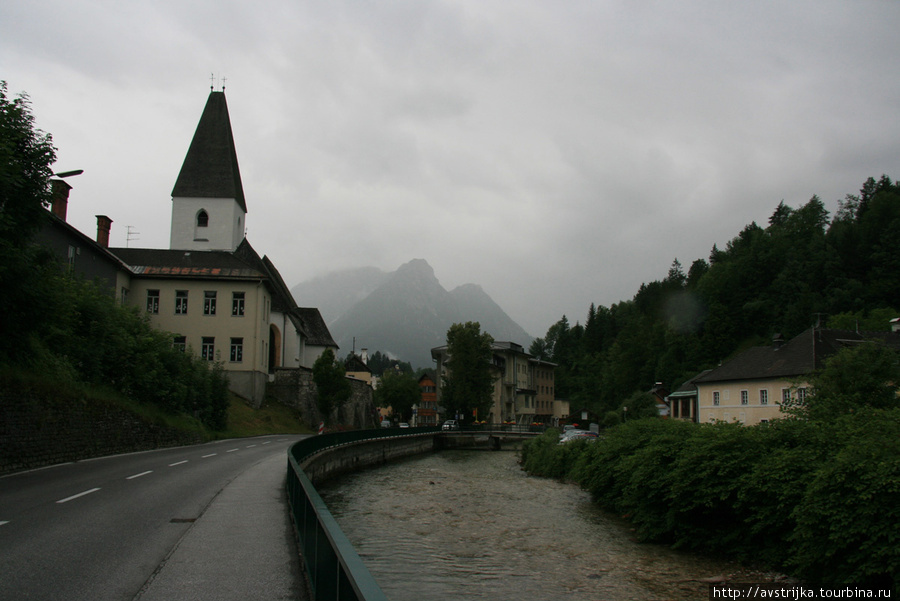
[317, 449, 771, 600]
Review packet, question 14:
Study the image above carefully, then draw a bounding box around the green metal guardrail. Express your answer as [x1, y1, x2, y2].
[287, 427, 438, 601]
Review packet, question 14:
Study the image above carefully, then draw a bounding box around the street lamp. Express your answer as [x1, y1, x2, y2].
[53, 169, 84, 178]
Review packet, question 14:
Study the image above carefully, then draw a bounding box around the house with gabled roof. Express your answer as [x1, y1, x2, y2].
[693, 325, 900, 425]
[36, 179, 132, 299]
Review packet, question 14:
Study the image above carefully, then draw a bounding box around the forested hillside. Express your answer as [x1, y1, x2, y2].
[533, 176, 900, 417]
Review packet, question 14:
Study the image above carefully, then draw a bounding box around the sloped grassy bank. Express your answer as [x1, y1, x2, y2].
[520, 416, 900, 590]
[0, 371, 311, 474]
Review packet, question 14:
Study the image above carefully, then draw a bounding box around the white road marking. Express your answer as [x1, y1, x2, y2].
[261, 441, 271, 445]
[169, 460, 188, 466]
[226, 448, 239, 453]
[57, 488, 101, 504]
[202, 453, 217, 458]
[246, 444, 257, 448]
[0, 521, 9, 526]
[126, 471, 153, 480]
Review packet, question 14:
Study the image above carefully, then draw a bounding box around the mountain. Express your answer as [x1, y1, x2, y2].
[291, 259, 533, 368]
[290, 266, 388, 325]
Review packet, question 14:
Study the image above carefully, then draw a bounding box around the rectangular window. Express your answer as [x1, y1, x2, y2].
[173, 336, 186, 352]
[147, 290, 160, 314]
[713, 391, 720, 406]
[230, 337, 243, 362]
[204, 290, 217, 315]
[741, 390, 749, 405]
[67, 245, 77, 267]
[175, 290, 188, 315]
[782, 388, 791, 404]
[232, 291, 245, 316]
[201, 337, 215, 361]
[797, 387, 808, 403]
[760, 389, 769, 405]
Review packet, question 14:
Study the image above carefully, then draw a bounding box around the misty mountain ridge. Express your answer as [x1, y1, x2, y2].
[290, 259, 533, 368]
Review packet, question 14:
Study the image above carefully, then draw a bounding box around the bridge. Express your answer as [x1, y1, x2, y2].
[437, 424, 546, 449]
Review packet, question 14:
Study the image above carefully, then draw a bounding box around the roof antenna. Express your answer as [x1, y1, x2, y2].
[210, 72, 215, 92]
[221, 76, 226, 92]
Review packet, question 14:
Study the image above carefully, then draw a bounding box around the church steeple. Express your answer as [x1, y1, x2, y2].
[169, 91, 247, 251]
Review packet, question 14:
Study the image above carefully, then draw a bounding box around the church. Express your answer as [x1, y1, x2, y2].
[103, 90, 337, 405]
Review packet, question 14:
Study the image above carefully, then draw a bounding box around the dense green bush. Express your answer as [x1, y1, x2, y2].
[15, 272, 229, 430]
[789, 410, 900, 588]
[522, 412, 900, 588]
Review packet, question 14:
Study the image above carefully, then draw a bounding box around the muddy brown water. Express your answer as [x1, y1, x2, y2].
[317, 450, 774, 600]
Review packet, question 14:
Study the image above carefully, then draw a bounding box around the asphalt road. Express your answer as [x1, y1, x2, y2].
[0, 435, 307, 601]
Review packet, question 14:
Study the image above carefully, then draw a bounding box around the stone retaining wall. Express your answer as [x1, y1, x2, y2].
[0, 382, 203, 475]
[268, 367, 378, 430]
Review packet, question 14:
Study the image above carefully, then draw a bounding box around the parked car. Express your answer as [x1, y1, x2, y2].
[380, 420, 391, 428]
[442, 420, 459, 431]
[558, 429, 599, 443]
[399, 422, 410, 428]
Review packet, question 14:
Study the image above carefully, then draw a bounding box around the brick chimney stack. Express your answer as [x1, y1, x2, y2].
[51, 179, 72, 221]
[96, 215, 112, 248]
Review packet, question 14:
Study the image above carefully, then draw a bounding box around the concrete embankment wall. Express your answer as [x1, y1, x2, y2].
[300, 434, 440, 486]
[298, 433, 526, 486]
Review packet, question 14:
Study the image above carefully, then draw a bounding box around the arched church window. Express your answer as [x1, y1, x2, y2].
[197, 210, 209, 227]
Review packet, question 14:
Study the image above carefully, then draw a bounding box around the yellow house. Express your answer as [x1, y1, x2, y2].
[694, 327, 891, 425]
[431, 341, 558, 425]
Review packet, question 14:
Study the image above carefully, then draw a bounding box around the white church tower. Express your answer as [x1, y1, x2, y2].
[169, 90, 247, 251]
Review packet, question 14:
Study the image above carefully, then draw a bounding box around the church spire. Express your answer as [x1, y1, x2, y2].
[169, 91, 248, 252]
[171, 91, 246, 212]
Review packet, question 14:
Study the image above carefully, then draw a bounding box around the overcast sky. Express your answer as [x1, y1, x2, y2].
[3, 1, 899, 337]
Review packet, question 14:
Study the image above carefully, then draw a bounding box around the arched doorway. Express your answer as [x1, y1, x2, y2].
[268, 324, 281, 373]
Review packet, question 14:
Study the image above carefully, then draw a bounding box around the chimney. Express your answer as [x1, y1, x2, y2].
[361, 348, 368, 365]
[50, 179, 72, 221]
[96, 215, 112, 248]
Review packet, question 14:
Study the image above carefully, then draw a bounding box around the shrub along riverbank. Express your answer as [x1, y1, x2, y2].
[521, 412, 900, 589]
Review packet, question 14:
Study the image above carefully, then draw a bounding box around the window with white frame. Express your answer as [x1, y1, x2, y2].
[201, 337, 215, 361]
[782, 388, 791, 404]
[147, 289, 160, 314]
[175, 290, 188, 315]
[204, 290, 217, 316]
[232, 291, 245, 316]
[713, 391, 720, 406]
[741, 390, 749, 405]
[230, 337, 243, 362]
[760, 389, 768, 405]
[173, 336, 186, 352]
